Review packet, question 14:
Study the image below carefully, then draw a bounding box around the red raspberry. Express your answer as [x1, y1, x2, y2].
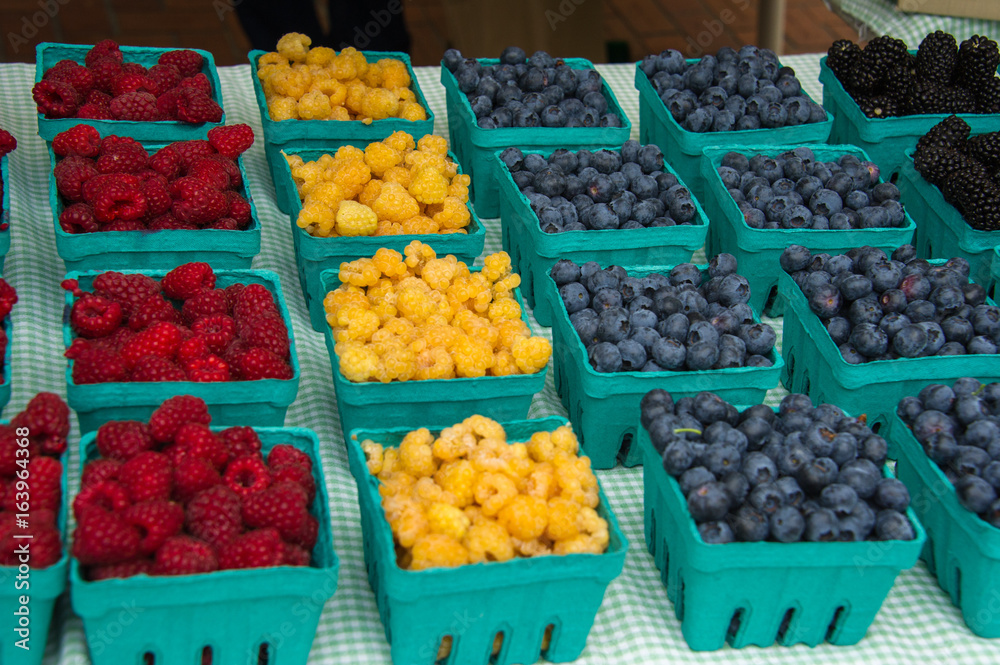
[59, 203, 99, 234]
[87, 56, 123, 91]
[291, 515, 319, 550]
[73, 507, 141, 566]
[44, 58, 77, 78]
[172, 140, 216, 169]
[93, 271, 162, 318]
[0, 426, 31, 476]
[149, 145, 184, 179]
[207, 218, 239, 230]
[140, 176, 172, 217]
[233, 284, 278, 321]
[96, 420, 155, 461]
[81, 458, 122, 487]
[160, 50, 204, 78]
[220, 426, 262, 458]
[13, 392, 70, 457]
[128, 294, 182, 332]
[52, 125, 101, 158]
[241, 481, 310, 542]
[86, 89, 113, 107]
[121, 62, 148, 76]
[24, 456, 63, 511]
[271, 463, 316, 503]
[155, 88, 183, 120]
[83, 173, 140, 203]
[110, 91, 161, 121]
[32, 80, 81, 118]
[88, 559, 153, 581]
[121, 321, 184, 370]
[162, 262, 216, 300]
[181, 289, 228, 325]
[54, 155, 98, 202]
[208, 124, 255, 159]
[0, 279, 17, 320]
[150, 395, 212, 444]
[148, 63, 182, 93]
[102, 219, 146, 232]
[224, 455, 270, 497]
[153, 535, 218, 575]
[92, 183, 148, 223]
[226, 192, 252, 227]
[76, 103, 115, 120]
[171, 179, 229, 225]
[69, 344, 129, 384]
[239, 315, 290, 359]
[184, 355, 231, 382]
[94, 327, 135, 354]
[172, 456, 222, 502]
[218, 527, 284, 570]
[178, 73, 212, 96]
[123, 500, 184, 556]
[111, 73, 158, 97]
[96, 138, 149, 174]
[86, 39, 124, 66]
[267, 444, 312, 471]
[177, 335, 209, 363]
[149, 214, 197, 230]
[73, 480, 130, 520]
[174, 423, 228, 470]
[71, 294, 123, 339]
[0, 524, 62, 568]
[0, 129, 14, 159]
[131, 355, 186, 382]
[222, 283, 245, 310]
[191, 315, 234, 353]
[185, 484, 242, 546]
[46, 60, 95, 96]
[232, 347, 293, 381]
[282, 542, 311, 566]
[187, 157, 231, 190]
[176, 89, 223, 124]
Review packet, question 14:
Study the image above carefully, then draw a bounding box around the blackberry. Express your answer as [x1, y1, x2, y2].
[857, 95, 900, 119]
[847, 61, 881, 93]
[916, 115, 971, 154]
[941, 167, 992, 208]
[827, 39, 862, 82]
[976, 77, 1000, 114]
[914, 146, 978, 185]
[909, 80, 976, 114]
[957, 35, 1000, 86]
[916, 31, 958, 84]
[885, 56, 917, 104]
[968, 132, 1000, 171]
[955, 175, 1000, 230]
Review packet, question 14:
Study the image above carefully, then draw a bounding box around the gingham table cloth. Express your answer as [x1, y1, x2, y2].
[0, 54, 997, 665]
[830, 0, 1000, 45]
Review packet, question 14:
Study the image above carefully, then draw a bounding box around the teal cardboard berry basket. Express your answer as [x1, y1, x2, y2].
[634, 60, 832, 202]
[638, 419, 924, 651]
[34, 43, 225, 142]
[247, 49, 435, 212]
[321, 268, 546, 436]
[899, 148, 998, 289]
[819, 54, 1000, 177]
[64, 268, 300, 433]
[494, 147, 708, 327]
[276, 145, 486, 332]
[0, 428, 67, 665]
[700, 144, 917, 316]
[779, 267, 1000, 432]
[889, 411, 1000, 637]
[991, 247, 1000, 299]
[345, 416, 627, 665]
[0, 155, 11, 273]
[541, 263, 782, 469]
[442, 58, 632, 219]
[0, 312, 13, 417]
[71, 426, 338, 665]
[47, 139, 262, 272]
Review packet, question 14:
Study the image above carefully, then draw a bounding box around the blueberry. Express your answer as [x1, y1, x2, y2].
[729, 504, 769, 541]
[617, 339, 647, 371]
[770, 505, 806, 542]
[892, 324, 928, 358]
[698, 521, 735, 544]
[875, 510, 915, 540]
[651, 337, 686, 369]
[742, 451, 779, 487]
[749, 482, 785, 515]
[703, 444, 742, 477]
[588, 341, 622, 373]
[809, 188, 844, 216]
[559, 282, 590, 314]
[873, 478, 910, 512]
[687, 481, 731, 522]
[804, 508, 840, 541]
[797, 457, 839, 494]
[443, 48, 464, 72]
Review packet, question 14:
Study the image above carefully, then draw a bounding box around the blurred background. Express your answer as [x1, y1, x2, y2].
[0, 0, 859, 65]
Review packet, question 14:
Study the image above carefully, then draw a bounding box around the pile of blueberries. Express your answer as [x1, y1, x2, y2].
[550, 255, 776, 373]
[501, 140, 699, 232]
[443, 46, 624, 129]
[640, 45, 827, 132]
[897, 379, 1000, 526]
[642, 390, 915, 543]
[718, 148, 908, 230]
[781, 244, 999, 363]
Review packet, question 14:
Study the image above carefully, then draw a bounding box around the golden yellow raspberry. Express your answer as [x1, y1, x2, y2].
[268, 95, 298, 121]
[380, 58, 411, 88]
[388, 499, 428, 549]
[433, 426, 476, 462]
[284, 153, 304, 170]
[398, 101, 427, 121]
[490, 350, 518, 376]
[431, 196, 471, 230]
[362, 440, 384, 476]
[379, 447, 399, 480]
[400, 216, 439, 235]
[339, 258, 382, 287]
[360, 88, 399, 120]
[308, 181, 345, 209]
[408, 167, 449, 205]
[335, 200, 378, 237]
[308, 77, 339, 96]
[404, 150, 448, 174]
[296, 201, 335, 236]
[417, 134, 448, 156]
[297, 90, 332, 119]
[397, 286, 436, 323]
[372, 182, 420, 223]
[382, 165, 411, 188]
[498, 495, 549, 540]
[451, 335, 495, 378]
[258, 51, 285, 68]
[488, 297, 522, 322]
[334, 305, 380, 343]
[474, 472, 518, 516]
[403, 240, 436, 272]
[434, 459, 476, 506]
[398, 428, 436, 477]
[483, 252, 513, 283]
[493, 273, 522, 298]
[464, 517, 515, 564]
[384, 130, 416, 153]
[408, 534, 469, 570]
[271, 67, 311, 98]
[421, 257, 457, 291]
[328, 80, 348, 107]
[524, 462, 556, 500]
[495, 319, 530, 350]
[512, 537, 552, 558]
[414, 346, 455, 380]
[395, 87, 417, 103]
[527, 431, 556, 463]
[545, 497, 581, 541]
[551, 425, 580, 455]
[512, 336, 552, 374]
[329, 158, 371, 199]
[334, 144, 365, 162]
[371, 247, 408, 279]
[358, 179, 383, 208]
[364, 142, 403, 177]
[276, 32, 311, 62]
[377, 346, 416, 382]
[305, 45, 335, 66]
[426, 502, 471, 541]
[337, 343, 379, 382]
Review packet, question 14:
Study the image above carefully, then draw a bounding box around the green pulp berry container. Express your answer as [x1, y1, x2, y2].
[71, 426, 338, 665]
[321, 268, 546, 436]
[701, 144, 917, 316]
[442, 58, 632, 218]
[48, 140, 262, 272]
[638, 420, 924, 651]
[0, 155, 11, 273]
[64, 268, 300, 433]
[345, 416, 627, 665]
[635, 61, 832, 202]
[0, 313, 13, 417]
[899, 148, 997, 288]
[889, 411, 1000, 637]
[34, 43, 225, 142]
[819, 54, 1000, 177]
[779, 267, 1000, 431]
[248, 49, 435, 212]
[276, 145, 486, 332]
[542, 263, 782, 470]
[991, 247, 1000, 299]
[0, 427, 68, 665]
[495, 147, 708, 327]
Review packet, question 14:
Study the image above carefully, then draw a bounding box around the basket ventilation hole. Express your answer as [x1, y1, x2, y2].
[257, 643, 270, 665]
[540, 625, 555, 657]
[617, 433, 633, 463]
[434, 636, 453, 664]
[871, 421, 882, 434]
[726, 609, 745, 643]
[200, 646, 212, 664]
[143, 653, 155, 665]
[955, 566, 962, 606]
[776, 608, 796, 643]
[677, 576, 685, 621]
[889, 171, 900, 184]
[802, 374, 810, 395]
[764, 285, 779, 313]
[489, 631, 505, 664]
[825, 606, 846, 641]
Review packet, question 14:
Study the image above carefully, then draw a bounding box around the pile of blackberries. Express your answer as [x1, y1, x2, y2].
[643, 390, 914, 543]
[781, 244, 998, 363]
[719, 147, 906, 230]
[897, 378, 1000, 527]
[501, 140, 698, 233]
[443, 46, 624, 129]
[550, 255, 776, 373]
[640, 45, 826, 132]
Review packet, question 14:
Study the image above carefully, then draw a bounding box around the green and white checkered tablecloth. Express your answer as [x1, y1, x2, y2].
[0, 55, 998, 664]
[831, 0, 1000, 46]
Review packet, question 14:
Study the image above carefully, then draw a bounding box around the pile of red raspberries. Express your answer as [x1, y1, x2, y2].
[64, 263, 294, 384]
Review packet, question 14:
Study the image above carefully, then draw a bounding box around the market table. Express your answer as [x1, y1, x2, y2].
[0, 53, 998, 665]
[829, 0, 1000, 44]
